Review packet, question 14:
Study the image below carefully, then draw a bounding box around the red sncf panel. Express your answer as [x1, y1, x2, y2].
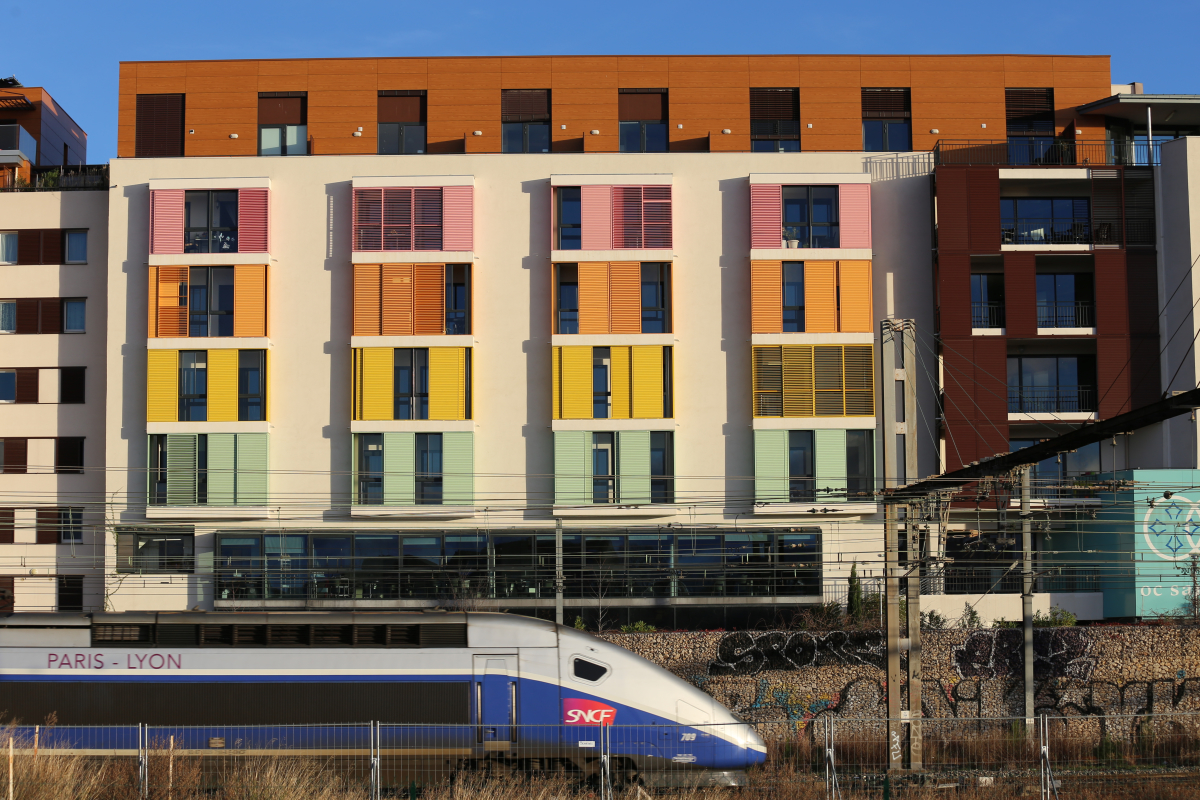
[149, 189, 184, 255]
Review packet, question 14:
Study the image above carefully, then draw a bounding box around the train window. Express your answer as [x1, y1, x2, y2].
[572, 657, 609, 682]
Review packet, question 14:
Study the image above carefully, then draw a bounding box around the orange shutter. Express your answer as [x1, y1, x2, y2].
[609, 262, 641, 333]
[233, 264, 267, 337]
[837, 260, 873, 333]
[381, 264, 414, 335]
[751, 260, 782, 334]
[156, 265, 188, 337]
[804, 260, 837, 333]
[413, 263, 445, 334]
[147, 267, 159, 337]
[353, 263, 382, 336]
[578, 262, 610, 334]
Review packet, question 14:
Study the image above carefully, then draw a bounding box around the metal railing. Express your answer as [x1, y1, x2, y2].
[0, 123, 36, 158]
[0, 164, 109, 191]
[971, 301, 1005, 328]
[1007, 385, 1095, 414]
[1037, 301, 1094, 328]
[935, 138, 1160, 167]
[1001, 218, 1092, 245]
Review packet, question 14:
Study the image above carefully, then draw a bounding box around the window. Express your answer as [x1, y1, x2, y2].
[357, 433, 384, 505]
[1007, 355, 1096, 413]
[184, 191, 239, 254]
[846, 430, 874, 499]
[557, 187, 582, 250]
[783, 262, 805, 332]
[0, 301, 11, 333]
[641, 263, 670, 333]
[592, 432, 616, 504]
[149, 436, 167, 505]
[750, 88, 801, 152]
[352, 187, 444, 252]
[783, 187, 839, 248]
[0, 232, 16, 264]
[63, 299, 85, 333]
[189, 267, 235, 336]
[592, 347, 611, 419]
[117, 531, 195, 574]
[788, 430, 815, 502]
[1001, 198, 1091, 245]
[862, 88, 911, 152]
[1006, 88, 1055, 165]
[971, 273, 1006, 328]
[650, 431, 673, 504]
[416, 432, 443, 505]
[445, 265, 470, 335]
[0, 371, 12, 403]
[501, 90, 551, 154]
[179, 351, 207, 421]
[572, 657, 609, 682]
[56, 507, 83, 541]
[378, 90, 426, 155]
[394, 348, 430, 420]
[64, 231, 87, 264]
[57, 575, 83, 612]
[238, 350, 265, 421]
[259, 92, 307, 156]
[60, 367, 85, 404]
[56, 438, 84, 474]
[619, 89, 667, 153]
[1036, 272, 1095, 328]
[556, 264, 579, 333]
[752, 345, 875, 418]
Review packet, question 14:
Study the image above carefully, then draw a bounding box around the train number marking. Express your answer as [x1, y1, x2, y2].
[681, 733, 696, 741]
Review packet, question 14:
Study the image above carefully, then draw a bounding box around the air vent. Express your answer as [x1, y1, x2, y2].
[200, 625, 234, 646]
[234, 625, 265, 646]
[418, 624, 468, 648]
[156, 624, 198, 647]
[266, 625, 308, 646]
[314, 625, 355, 646]
[386, 625, 420, 647]
[351, 625, 385, 646]
[92, 624, 152, 644]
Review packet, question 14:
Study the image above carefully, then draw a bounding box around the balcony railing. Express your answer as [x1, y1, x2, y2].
[0, 164, 109, 192]
[971, 301, 1006, 328]
[0, 124, 36, 159]
[934, 138, 1160, 167]
[1007, 385, 1095, 414]
[1037, 301, 1094, 328]
[1001, 218, 1091, 245]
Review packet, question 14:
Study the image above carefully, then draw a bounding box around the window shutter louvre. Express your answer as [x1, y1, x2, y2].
[750, 185, 783, 249]
[838, 184, 871, 249]
[353, 188, 383, 251]
[1005, 88, 1054, 133]
[39, 299, 62, 334]
[14, 368, 38, 404]
[147, 267, 159, 337]
[412, 264, 445, 334]
[1091, 169, 1124, 247]
[235, 433, 269, 506]
[631, 345, 664, 419]
[551, 346, 562, 420]
[413, 188, 444, 251]
[35, 509, 60, 544]
[782, 345, 815, 417]
[146, 349, 180, 422]
[15, 299, 38, 334]
[207, 433, 237, 506]
[861, 88, 911, 118]
[353, 263, 382, 336]
[610, 345, 631, 419]
[608, 261, 641, 333]
[837, 260, 873, 333]
[381, 263, 414, 335]
[751, 89, 799, 121]
[804, 261, 838, 333]
[358, 347, 394, 421]
[617, 430, 651, 504]
[577, 262, 610, 334]
[814, 429, 847, 501]
[42, 231, 62, 266]
[612, 187, 643, 249]
[233, 264, 267, 337]
[501, 89, 550, 122]
[383, 431, 416, 506]
[428, 347, 466, 421]
[0, 509, 13, 545]
[150, 190, 185, 255]
[441, 186, 474, 251]
[554, 431, 591, 505]
[442, 431, 474, 506]
[237, 189, 269, 253]
[751, 260, 783, 334]
[844, 345, 875, 416]
[207, 349, 238, 422]
[383, 188, 413, 251]
[155, 266, 188, 337]
[814, 346, 846, 416]
[642, 186, 672, 249]
[618, 91, 665, 121]
[580, 186, 612, 251]
[165, 434, 197, 505]
[16, 230, 42, 265]
[753, 346, 783, 417]
[754, 429, 788, 503]
[135, 94, 185, 158]
[2, 439, 27, 474]
[560, 346, 592, 419]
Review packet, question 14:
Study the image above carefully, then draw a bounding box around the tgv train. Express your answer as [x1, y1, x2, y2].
[0, 611, 765, 786]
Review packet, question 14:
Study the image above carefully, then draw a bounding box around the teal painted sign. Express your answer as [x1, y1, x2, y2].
[1137, 488, 1200, 616]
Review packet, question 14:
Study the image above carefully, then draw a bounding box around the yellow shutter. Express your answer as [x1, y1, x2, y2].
[233, 264, 267, 337]
[631, 345, 664, 419]
[610, 345, 631, 419]
[207, 349, 238, 422]
[751, 260, 782, 334]
[752, 346, 782, 417]
[837, 260, 873, 333]
[552, 346, 562, 420]
[429, 347, 467, 420]
[804, 260, 838, 333]
[358, 347, 394, 421]
[609, 262, 642, 333]
[578, 262, 610, 334]
[843, 344, 875, 415]
[560, 345, 593, 419]
[782, 345, 814, 417]
[146, 349, 179, 422]
[814, 345, 846, 416]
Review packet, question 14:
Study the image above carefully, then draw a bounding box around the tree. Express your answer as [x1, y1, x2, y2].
[847, 562, 864, 623]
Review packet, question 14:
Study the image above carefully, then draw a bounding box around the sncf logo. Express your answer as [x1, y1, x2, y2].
[563, 698, 617, 726]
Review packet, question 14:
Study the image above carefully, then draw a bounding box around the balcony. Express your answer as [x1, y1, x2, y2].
[1037, 301, 1094, 329]
[0, 124, 36, 161]
[1001, 218, 1092, 246]
[934, 139, 1160, 167]
[1007, 385, 1095, 414]
[971, 301, 1006, 328]
[0, 165, 109, 192]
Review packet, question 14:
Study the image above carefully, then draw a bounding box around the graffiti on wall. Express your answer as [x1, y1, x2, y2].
[953, 628, 1096, 681]
[707, 630, 887, 676]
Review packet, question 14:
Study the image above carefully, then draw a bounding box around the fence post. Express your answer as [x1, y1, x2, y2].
[168, 734, 174, 800]
[138, 723, 147, 800]
[8, 736, 13, 800]
[370, 722, 380, 800]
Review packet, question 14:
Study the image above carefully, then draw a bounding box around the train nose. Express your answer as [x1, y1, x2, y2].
[743, 725, 768, 766]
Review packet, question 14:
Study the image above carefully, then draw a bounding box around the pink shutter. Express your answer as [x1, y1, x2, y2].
[237, 188, 269, 253]
[149, 189, 184, 255]
[441, 186, 474, 251]
[580, 186, 612, 251]
[642, 186, 672, 249]
[839, 183, 872, 248]
[414, 187, 443, 251]
[612, 187, 643, 249]
[354, 188, 383, 251]
[383, 188, 413, 250]
[750, 184, 783, 249]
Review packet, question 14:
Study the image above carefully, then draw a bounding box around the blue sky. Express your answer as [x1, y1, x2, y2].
[6, 0, 1198, 162]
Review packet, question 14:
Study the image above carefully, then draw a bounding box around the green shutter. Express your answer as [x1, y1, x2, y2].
[384, 432, 415, 506]
[617, 430, 651, 505]
[207, 433, 237, 506]
[235, 433, 269, 506]
[442, 431, 474, 506]
[754, 429, 788, 503]
[165, 434, 197, 505]
[815, 428, 847, 502]
[554, 431, 591, 505]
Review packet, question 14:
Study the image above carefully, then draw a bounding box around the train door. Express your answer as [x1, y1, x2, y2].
[473, 654, 518, 748]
